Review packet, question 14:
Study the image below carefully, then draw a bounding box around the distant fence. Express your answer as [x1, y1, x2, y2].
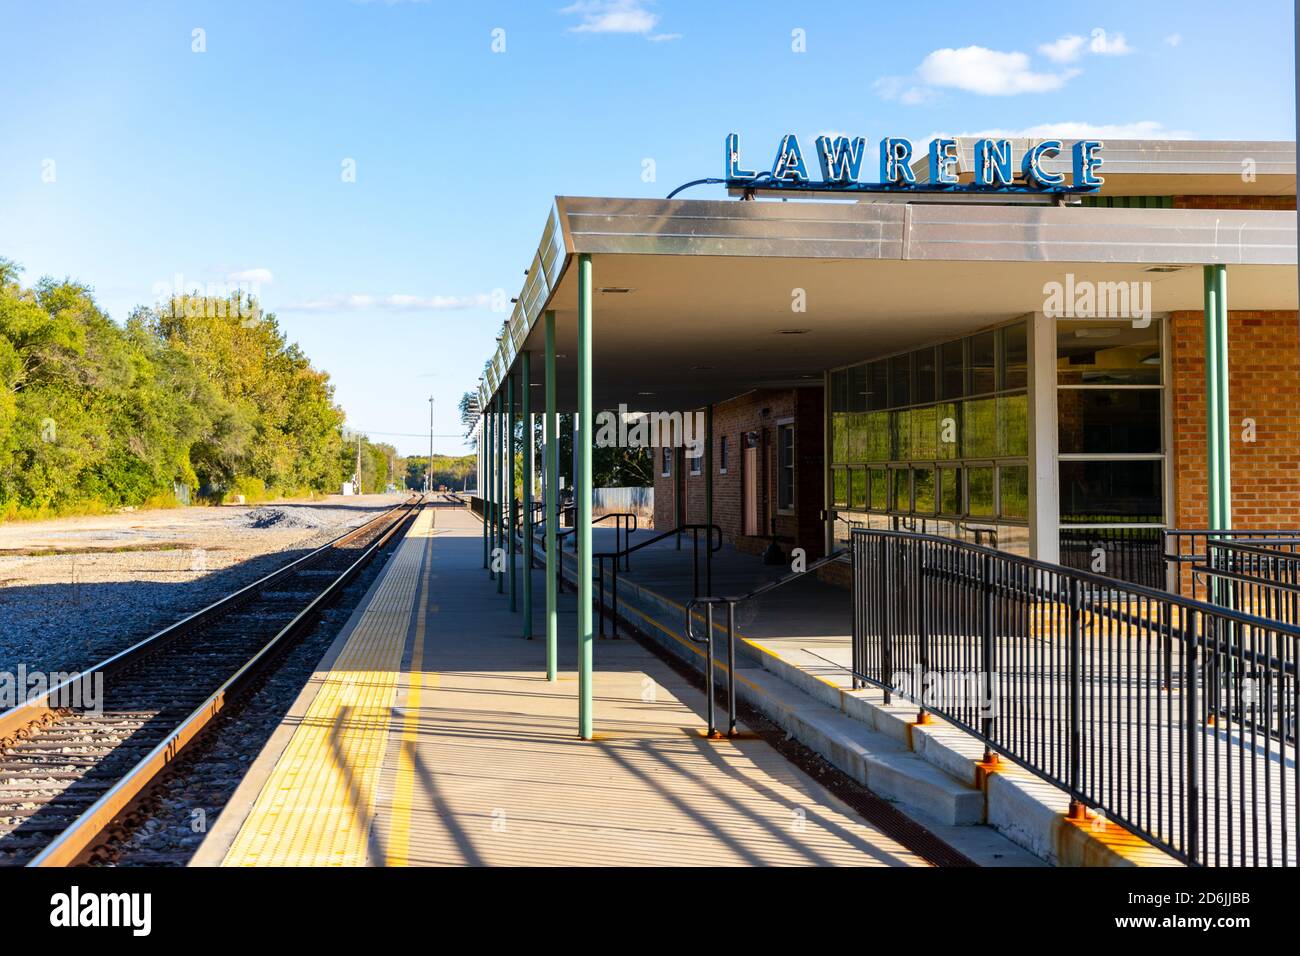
[592, 487, 653, 521]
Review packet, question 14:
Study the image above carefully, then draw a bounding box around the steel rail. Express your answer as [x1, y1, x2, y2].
[17, 495, 422, 867]
[0, 495, 419, 743]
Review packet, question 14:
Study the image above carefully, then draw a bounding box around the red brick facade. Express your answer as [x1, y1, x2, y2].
[1173, 195, 1296, 211]
[1169, 309, 1300, 528]
[652, 387, 826, 559]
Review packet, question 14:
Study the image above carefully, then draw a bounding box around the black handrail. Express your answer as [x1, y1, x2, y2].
[593, 512, 638, 564]
[593, 524, 722, 640]
[685, 549, 848, 738]
[1162, 528, 1300, 599]
[852, 526, 1300, 867]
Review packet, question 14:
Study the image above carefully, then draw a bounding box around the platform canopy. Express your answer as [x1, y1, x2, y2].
[478, 140, 1296, 414]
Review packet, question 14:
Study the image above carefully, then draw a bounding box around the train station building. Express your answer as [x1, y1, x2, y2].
[474, 138, 1297, 588]
[134, 136, 1296, 872]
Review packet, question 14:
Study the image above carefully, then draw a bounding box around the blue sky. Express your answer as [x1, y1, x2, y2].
[0, 0, 1293, 456]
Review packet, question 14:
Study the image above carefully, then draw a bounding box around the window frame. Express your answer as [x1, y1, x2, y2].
[1055, 316, 1168, 532]
[828, 319, 1031, 532]
[777, 421, 796, 514]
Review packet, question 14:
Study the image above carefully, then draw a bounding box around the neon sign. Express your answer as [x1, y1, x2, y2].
[725, 133, 1103, 194]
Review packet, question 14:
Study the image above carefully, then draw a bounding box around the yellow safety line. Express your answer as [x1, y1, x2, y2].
[222, 508, 433, 866]
[385, 524, 435, 866]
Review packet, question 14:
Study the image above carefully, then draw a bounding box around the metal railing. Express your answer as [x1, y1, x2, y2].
[851, 527, 1299, 867]
[1060, 526, 1165, 589]
[1163, 529, 1300, 600]
[686, 550, 848, 738]
[1201, 540, 1300, 626]
[595, 524, 721, 639]
[593, 512, 637, 564]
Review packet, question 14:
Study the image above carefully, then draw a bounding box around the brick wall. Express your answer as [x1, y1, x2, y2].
[651, 387, 826, 559]
[1169, 309, 1300, 528]
[1173, 195, 1295, 211]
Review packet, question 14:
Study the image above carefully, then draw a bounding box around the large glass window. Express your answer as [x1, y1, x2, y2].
[830, 320, 1029, 550]
[849, 467, 867, 510]
[777, 424, 795, 511]
[1057, 389, 1161, 454]
[1056, 319, 1166, 584]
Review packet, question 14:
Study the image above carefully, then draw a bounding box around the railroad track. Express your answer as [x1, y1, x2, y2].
[0, 495, 424, 867]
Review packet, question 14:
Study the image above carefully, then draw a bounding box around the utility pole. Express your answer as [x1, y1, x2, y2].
[355, 434, 362, 494]
[428, 395, 435, 493]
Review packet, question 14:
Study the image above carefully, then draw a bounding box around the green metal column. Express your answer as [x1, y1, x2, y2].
[705, 403, 714, 595]
[1213, 264, 1232, 529]
[481, 411, 489, 569]
[508, 374, 517, 611]
[1203, 268, 1221, 530]
[497, 396, 504, 594]
[675, 445, 684, 549]
[487, 397, 495, 577]
[522, 351, 533, 637]
[544, 312, 558, 680]
[1203, 265, 1232, 531]
[577, 254, 594, 739]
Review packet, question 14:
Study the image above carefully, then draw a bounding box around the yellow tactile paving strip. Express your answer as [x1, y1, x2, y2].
[221, 508, 435, 866]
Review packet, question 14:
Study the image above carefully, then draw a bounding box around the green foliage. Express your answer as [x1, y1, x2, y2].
[341, 435, 403, 494]
[406, 453, 474, 491]
[0, 258, 355, 517]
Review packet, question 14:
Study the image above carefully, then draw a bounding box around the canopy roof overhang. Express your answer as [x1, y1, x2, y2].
[475, 144, 1297, 419]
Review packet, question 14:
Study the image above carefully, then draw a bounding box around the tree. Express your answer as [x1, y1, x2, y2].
[1, 262, 357, 515]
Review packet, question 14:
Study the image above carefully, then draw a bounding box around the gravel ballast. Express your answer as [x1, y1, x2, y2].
[0, 494, 409, 682]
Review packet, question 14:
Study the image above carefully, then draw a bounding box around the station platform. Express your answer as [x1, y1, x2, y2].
[196, 505, 941, 867]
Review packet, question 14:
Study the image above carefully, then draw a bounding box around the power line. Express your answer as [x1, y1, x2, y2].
[348, 429, 466, 438]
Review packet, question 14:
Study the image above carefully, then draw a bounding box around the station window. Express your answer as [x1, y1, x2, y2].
[829, 319, 1030, 551]
[689, 452, 702, 476]
[661, 447, 672, 478]
[719, 434, 728, 473]
[913, 466, 936, 514]
[1056, 318, 1166, 585]
[849, 466, 867, 510]
[777, 424, 795, 512]
[967, 466, 995, 517]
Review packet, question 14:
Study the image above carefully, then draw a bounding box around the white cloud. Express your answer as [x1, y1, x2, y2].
[916, 46, 1079, 95]
[1038, 34, 1086, 63]
[872, 75, 940, 105]
[562, 1, 670, 37]
[283, 292, 494, 313]
[228, 267, 274, 284]
[647, 32, 681, 42]
[1165, 33, 1182, 47]
[1040, 28, 1134, 62]
[945, 120, 1194, 140]
[1088, 28, 1134, 55]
